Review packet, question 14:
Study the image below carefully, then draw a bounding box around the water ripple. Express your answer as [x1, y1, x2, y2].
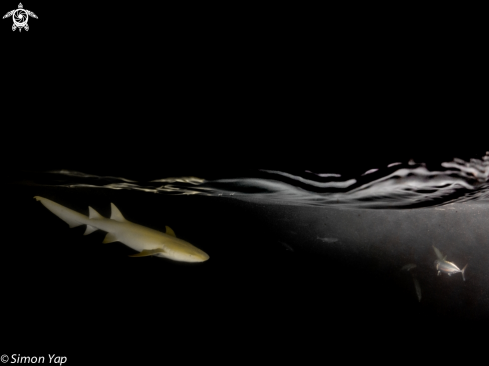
[15, 152, 489, 209]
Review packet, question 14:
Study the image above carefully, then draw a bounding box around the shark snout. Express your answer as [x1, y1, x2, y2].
[172, 244, 210, 262]
[192, 250, 210, 262]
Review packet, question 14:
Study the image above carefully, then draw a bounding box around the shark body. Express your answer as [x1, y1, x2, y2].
[34, 196, 209, 263]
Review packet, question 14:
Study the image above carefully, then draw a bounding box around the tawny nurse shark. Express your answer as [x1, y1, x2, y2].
[34, 196, 209, 263]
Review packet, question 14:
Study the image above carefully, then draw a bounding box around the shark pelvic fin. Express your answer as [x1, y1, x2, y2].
[110, 203, 126, 222]
[103, 232, 118, 244]
[89, 206, 103, 219]
[84, 225, 97, 235]
[165, 226, 176, 237]
[129, 248, 165, 257]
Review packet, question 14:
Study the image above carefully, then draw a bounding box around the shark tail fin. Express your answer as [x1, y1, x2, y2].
[461, 263, 468, 281]
[34, 196, 87, 228]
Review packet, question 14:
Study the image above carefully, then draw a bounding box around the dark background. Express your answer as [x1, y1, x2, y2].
[2, 1, 486, 180]
[2, 2, 487, 363]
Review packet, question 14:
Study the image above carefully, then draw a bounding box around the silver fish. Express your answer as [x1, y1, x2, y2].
[432, 246, 467, 281]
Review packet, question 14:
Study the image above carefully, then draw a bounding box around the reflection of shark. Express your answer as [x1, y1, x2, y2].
[412, 276, 422, 302]
[34, 196, 209, 263]
[278, 241, 294, 252]
[316, 236, 339, 243]
[401, 263, 417, 271]
[401, 264, 421, 302]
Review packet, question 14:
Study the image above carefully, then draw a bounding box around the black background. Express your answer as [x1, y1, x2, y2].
[2, 2, 486, 179]
[2, 2, 487, 363]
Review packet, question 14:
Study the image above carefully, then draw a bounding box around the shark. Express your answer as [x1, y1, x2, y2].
[34, 196, 209, 263]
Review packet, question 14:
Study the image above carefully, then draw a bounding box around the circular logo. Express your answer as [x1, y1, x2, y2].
[13, 9, 28, 27]
[1, 354, 9, 363]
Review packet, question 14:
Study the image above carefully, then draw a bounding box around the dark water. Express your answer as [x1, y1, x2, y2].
[4, 4, 488, 360]
[4, 152, 489, 364]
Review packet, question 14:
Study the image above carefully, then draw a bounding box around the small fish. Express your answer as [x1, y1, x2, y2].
[316, 236, 339, 243]
[401, 263, 417, 271]
[432, 246, 467, 281]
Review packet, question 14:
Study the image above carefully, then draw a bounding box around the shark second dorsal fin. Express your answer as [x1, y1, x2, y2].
[110, 203, 126, 222]
[166, 226, 176, 237]
[129, 248, 165, 257]
[103, 232, 118, 244]
[89, 206, 103, 219]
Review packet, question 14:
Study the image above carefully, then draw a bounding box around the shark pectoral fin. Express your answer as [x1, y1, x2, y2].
[129, 248, 165, 257]
[103, 233, 118, 244]
[165, 226, 176, 237]
[84, 225, 98, 235]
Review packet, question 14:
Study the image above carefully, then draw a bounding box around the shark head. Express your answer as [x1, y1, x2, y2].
[185, 251, 209, 263]
[161, 250, 209, 263]
[157, 241, 210, 263]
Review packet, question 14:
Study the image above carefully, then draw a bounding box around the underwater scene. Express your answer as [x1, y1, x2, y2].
[3, 151, 489, 361]
[4, 3, 488, 361]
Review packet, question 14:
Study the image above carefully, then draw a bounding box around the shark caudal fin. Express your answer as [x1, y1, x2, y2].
[461, 263, 468, 281]
[34, 196, 88, 228]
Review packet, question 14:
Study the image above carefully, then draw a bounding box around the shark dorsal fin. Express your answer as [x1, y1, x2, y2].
[166, 226, 176, 237]
[110, 203, 126, 222]
[89, 206, 103, 219]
